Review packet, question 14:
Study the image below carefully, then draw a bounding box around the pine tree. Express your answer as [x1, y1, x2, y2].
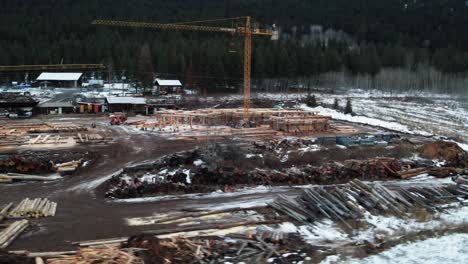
[137, 43, 155, 93]
[333, 98, 339, 109]
[345, 98, 353, 114]
[306, 93, 318, 107]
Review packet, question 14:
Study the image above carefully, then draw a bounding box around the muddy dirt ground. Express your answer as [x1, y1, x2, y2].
[0, 115, 463, 255]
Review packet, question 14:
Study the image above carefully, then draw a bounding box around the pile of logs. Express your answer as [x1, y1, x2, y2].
[74, 234, 294, 264]
[8, 198, 57, 218]
[28, 123, 86, 133]
[0, 220, 29, 249]
[453, 175, 468, 197]
[76, 133, 111, 145]
[269, 179, 467, 230]
[53, 160, 82, 175]
[398, 167, 428, 179]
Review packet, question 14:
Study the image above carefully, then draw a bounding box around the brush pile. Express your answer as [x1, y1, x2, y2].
[46, 246, 144, 264]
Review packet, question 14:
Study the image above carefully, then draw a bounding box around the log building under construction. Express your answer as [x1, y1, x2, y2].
[147, 108, 331, 134]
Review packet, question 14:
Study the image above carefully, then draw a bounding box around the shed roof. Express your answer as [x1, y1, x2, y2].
[106, 96, 146, 105]
[39, 101, 74, 108]
[37, 72, 83, 81]
[155, 79, 182, 86]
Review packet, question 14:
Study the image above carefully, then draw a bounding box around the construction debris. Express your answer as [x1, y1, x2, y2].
[8, 198, 57, 218]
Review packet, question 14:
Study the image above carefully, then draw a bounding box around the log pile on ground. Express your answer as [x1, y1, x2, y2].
[46, 246, 144, 264]
[105, 153, 411, 199]
[269, 179, 467, 230]
[105, 140, 467, 199]
[76, 133, 112, 145]
[8, 198, 57, 218]
[0, 220, 29, 249]
[52, 160, 82, 175]
[0, 173, 62, 183]
[0, 151, 94, 175]
[48, 233, 307, 264]
[119, 234, 304, 264]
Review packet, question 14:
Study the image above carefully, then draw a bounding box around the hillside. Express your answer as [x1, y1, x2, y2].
[1, 0, 468, 84]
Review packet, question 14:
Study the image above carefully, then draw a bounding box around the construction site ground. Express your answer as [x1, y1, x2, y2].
[0, 115, 382, 250]
[0, 95, 467, 263]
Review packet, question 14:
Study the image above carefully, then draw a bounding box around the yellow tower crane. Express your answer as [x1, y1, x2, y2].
[92, 16, 277, 121]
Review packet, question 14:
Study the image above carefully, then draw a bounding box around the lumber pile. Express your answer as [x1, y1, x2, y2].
[0, 220, 29, 249]
[269, 115, 331, 134]
[53, 160, 81, 174]
[398, 167, 428, 179]
[453, 175, 468, 197]
[8, 198, 57, 218]
[76, 133, 110, 144]
[121, 234, 291, 263]
[47, 246, 144, 264]
[0, 173, 62, 183]
[28, 123, 86, 133]
[28, 134, 74, 146]
[269, 179, 467, 230]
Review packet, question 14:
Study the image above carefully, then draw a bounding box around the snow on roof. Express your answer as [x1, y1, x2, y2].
[106, 96, 146, 105]
[37, 72, 83, 81]
[39, 101, 74, 108]
[155, 79, 182, 86]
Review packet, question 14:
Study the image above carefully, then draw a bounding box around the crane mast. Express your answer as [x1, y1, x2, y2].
[92, 16, 274, 121]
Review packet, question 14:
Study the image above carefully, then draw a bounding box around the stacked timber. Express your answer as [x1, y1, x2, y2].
[398, 167, 428, 179]
[0, 173, 62, 183]
[8, 198, 57, 218]
[0, 219, 29, 249]
[72, 234, 293, 264]
[453, 175, 468, 197]
[53, 160, 81, 174]
[269, 179, 467, 229]
[28, 123, 86, 133]
[76, 133, 110, 145]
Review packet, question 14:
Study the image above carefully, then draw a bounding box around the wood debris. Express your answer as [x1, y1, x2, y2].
[46, 246, 144, 264]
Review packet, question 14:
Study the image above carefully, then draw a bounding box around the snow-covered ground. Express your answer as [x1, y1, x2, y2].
[322, 233, 468, 264]
[202, 89, 467, 143]
[298, 89, 468, 143]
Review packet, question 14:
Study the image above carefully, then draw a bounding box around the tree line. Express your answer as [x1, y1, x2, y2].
[1, 0, 468, 91]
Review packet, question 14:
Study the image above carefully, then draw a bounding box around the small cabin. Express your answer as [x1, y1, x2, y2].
[153, 79, 182, 95]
